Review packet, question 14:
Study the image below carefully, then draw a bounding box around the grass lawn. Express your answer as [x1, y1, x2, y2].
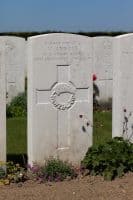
[7, 117, 27, 155]
[6, 111, 112, 158]
[93, 111, 112, 145]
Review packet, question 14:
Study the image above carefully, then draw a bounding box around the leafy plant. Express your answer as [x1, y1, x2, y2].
[28, 159, 77, 182]
[0, 161, 27, 185]
[0, 167, 6, 179]
[6, 92, 27, 118]
[82, 137, 133, 180]
[6, 162, 27, 183]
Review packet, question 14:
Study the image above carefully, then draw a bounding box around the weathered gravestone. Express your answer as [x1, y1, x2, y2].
[1, 36, 26, 103]
[113, 34, 133, 142]
[0, 39, 6, 162]
[93, 37, 113, 105]
[28, 33, 93, 165]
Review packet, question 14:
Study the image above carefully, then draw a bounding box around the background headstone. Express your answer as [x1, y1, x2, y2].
[113, 34, 133, 142]
[0, 39, 6, 162]
[93, 37, 113, 106]
[1, 36, 26, 103]
[28, 33, 93, 165]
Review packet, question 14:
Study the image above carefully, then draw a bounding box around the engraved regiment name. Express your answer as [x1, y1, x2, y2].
[34, 41, 90, 63]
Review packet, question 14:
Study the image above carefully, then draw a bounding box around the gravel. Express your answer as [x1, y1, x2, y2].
[0, 173, 133, 200]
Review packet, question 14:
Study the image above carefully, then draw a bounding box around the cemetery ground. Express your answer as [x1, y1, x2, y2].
[0, 172, 133, 200]
[1, 111, 133, 200]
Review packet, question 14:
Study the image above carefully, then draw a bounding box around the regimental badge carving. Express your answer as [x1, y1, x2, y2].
[50, 83, 76, 110]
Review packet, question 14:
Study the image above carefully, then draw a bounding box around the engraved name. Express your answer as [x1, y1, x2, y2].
[34, 41, 90, 63]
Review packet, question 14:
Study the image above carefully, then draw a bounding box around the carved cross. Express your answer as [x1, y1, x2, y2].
[36, 65, 89, 150]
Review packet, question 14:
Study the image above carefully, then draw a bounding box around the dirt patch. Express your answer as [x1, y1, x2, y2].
[0, 173, 133, 200]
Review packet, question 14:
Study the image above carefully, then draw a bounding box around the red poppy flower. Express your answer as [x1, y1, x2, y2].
[93, 74, 97, 81]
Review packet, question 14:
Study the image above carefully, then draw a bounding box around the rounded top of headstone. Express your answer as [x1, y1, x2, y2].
[115, 33, 133, 39]
[93, 36, 113, 39]
[0, 36, 25, 41]
[28, 33, 91, 40]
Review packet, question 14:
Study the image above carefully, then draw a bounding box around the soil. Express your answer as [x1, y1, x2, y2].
[0, 173, 133, 200]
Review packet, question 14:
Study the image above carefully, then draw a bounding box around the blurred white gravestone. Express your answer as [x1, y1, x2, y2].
[1, 36, 26, 103]
[113, 34, 133, 142]
[28, 33, 93, 165]
[0, 39, 6, 162]
[93, 37, 113, 105]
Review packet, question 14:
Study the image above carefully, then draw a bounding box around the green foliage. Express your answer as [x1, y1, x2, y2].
[82, 137, 133, 180]
[42, 159, 77, 181]
[0, 162, 27, 185]
[6, 162, 27, 183]
[6, 92, 27, 118]
[0, 167, 6, 179]
[0, 159, 77, 185]
[28, 159, 77, 182]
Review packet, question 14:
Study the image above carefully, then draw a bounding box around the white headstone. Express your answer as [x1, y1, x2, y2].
[28, 33, 93, 165]
[93, 37, 113, 104]
[1, 36, 26, 103]
[0, 39, 6, 162]
[113, 34, 133, 142]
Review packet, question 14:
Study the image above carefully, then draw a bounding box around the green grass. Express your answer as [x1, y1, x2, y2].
[7, 118, 27, 155]
[6, 111, 112, 156]
[93, 111, 112, 145]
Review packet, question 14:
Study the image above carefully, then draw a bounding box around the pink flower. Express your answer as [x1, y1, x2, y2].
[93, 74, 97, 81]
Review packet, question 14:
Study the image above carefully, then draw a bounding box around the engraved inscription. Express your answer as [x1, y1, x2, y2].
[5, 41, 15, 51]
[5, 41, 19, 66]
[50, 83, 76, 110]
[34, 41, 90, 64]
[103, 40, 113, 68]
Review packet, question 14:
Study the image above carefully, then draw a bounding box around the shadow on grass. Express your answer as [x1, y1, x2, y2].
[7, 154, 28, 167]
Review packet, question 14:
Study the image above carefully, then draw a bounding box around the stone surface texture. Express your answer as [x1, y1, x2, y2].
[28, 33, 93, 165]
[0, 38, 6, 162]
[93, 37, 113, 103]
[0, 36, 26, 103]
[113, 34, 133, 142]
